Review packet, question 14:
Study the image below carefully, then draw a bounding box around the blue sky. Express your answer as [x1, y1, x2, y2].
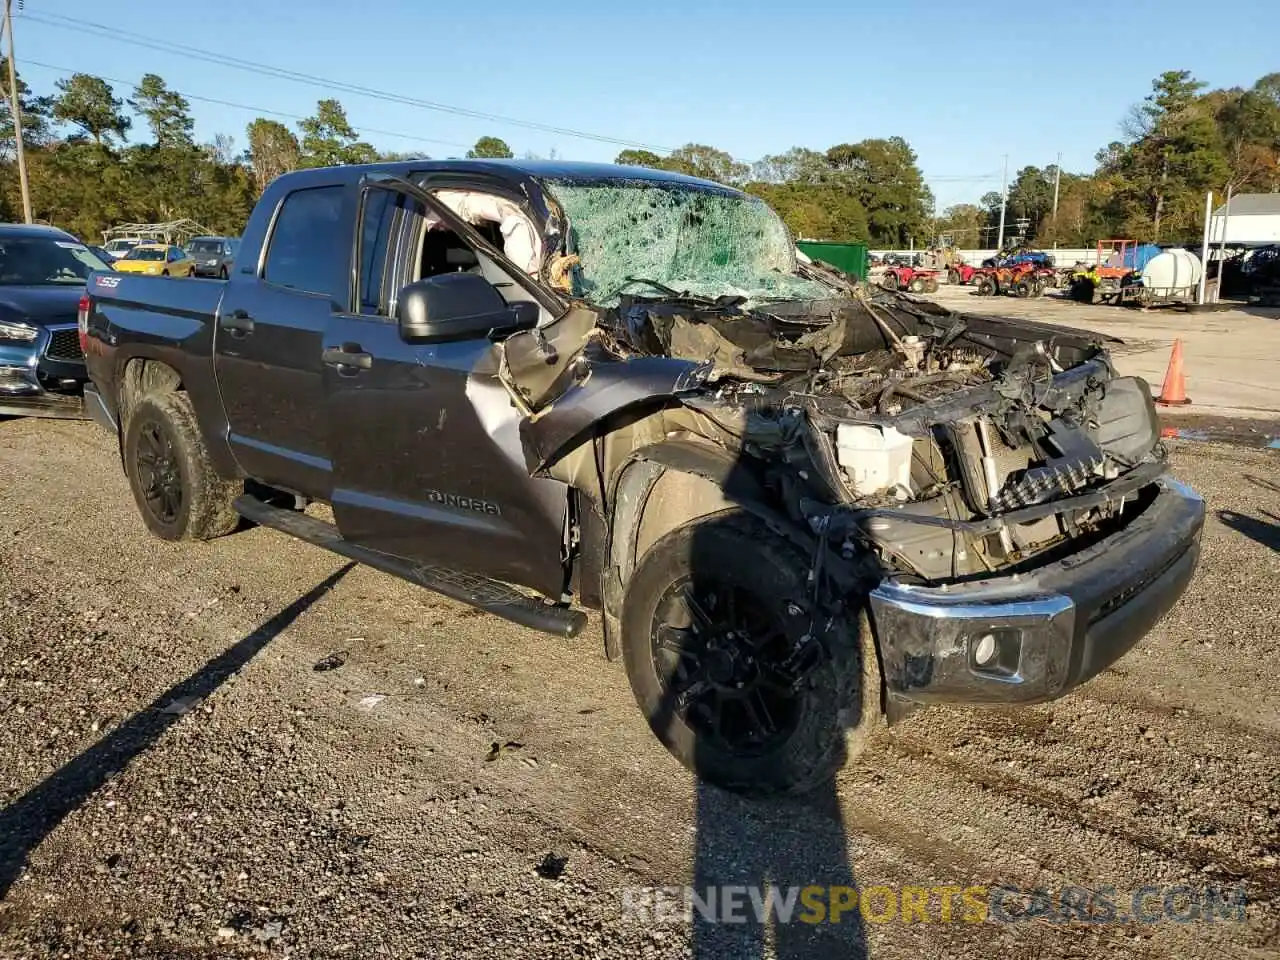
[13, 0, 1278, 209]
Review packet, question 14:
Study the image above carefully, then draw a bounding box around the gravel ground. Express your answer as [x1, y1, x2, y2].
[1, 416, 1277, 959]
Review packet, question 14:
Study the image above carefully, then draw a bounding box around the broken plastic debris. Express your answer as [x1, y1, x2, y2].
[356, 695, 386, 711]
[312, 650, 349, 672]
[535, 852, 568, 880]
[159, 696, 201, 716]
[484, 740, 524, 761]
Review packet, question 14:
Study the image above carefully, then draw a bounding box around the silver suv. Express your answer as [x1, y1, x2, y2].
[185, 236, 240, 279]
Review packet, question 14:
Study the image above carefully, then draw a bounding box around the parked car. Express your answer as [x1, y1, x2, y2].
[112, 243, 197, 277]
[88, 245, 118, 265]
[185, 236, 240, 278]
[0, 223, 111, 418]
[102, 237, 142, 261]
[81, 160, 1204, 796]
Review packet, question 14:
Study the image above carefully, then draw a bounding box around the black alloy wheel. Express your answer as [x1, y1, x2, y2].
[135, 420, 184, 525]
[650, 576, 803, 756]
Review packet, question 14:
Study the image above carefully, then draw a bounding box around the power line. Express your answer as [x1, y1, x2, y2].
[20, 11, 675, 153]
[20, 11, 1024, 181]
[21, 58, 473, 151]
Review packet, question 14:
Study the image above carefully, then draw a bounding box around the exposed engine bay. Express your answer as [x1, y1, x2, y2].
[501, 262, 1163, 588]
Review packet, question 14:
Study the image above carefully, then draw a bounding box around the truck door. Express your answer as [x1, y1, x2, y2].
[322, 177, 570, 599]
[214, 183, 348, 498]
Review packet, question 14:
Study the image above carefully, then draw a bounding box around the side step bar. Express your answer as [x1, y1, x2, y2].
[233, 495, 587, 639]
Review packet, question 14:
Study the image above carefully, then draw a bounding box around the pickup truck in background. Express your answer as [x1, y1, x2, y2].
[81, 160, 1205, 796]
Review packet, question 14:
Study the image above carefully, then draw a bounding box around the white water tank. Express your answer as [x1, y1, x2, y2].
[1141, 249, 1202, 291]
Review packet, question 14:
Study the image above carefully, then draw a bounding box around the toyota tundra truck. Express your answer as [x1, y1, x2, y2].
[80, 160, 1204, 796]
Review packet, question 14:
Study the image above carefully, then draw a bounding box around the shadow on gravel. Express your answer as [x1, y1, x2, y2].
[1217, 509, 1280, 553]
[0, 563, 354, 899]
[690, 783, 867, 959]
[637, 503, 869, 958]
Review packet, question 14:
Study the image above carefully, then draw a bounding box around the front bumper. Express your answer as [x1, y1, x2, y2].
[0, 324, 88, 419]
[869, 475, 1204, 705]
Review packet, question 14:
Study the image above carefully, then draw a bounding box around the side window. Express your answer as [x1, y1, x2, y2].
[357, 189, 394, 315]
[355, 190, 434, 317]
[263, 185, 345, 296]
[168, 247, 180, 262]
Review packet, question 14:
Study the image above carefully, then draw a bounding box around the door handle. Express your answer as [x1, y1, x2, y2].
[322, 344, 373, 371]
[221, 309, 254, 334]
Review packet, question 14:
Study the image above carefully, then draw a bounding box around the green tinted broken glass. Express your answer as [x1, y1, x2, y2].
[545, 179, 833, 307]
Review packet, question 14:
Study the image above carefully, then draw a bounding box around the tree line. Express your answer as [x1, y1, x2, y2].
[935, 70, 1280, 250]
[0, 64, 1274, 250]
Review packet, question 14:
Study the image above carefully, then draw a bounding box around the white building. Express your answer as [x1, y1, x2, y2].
[1209, 193, 1280, 245]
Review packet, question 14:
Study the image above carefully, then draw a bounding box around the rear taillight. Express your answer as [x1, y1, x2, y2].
[77, 292, 90, 353]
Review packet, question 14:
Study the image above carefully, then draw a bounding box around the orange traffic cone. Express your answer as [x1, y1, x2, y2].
[1156, 339, 1191, 406]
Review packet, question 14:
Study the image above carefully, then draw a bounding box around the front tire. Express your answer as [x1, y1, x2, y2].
[620, 512, 882, 796]
[123, 391, 242, 541]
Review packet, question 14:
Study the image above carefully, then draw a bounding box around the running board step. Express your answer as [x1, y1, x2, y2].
[233, 495, 587, 639]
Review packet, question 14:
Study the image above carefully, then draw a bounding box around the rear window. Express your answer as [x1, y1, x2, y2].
[124, 247, 166, 262]
[189, 240, 224, 254]
[263, 186, 344, 296]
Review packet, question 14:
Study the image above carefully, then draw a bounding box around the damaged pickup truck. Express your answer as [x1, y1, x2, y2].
[81, 160, 1204, 795]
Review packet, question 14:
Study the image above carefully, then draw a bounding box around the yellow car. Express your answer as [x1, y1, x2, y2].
[113, 243, 197, 277]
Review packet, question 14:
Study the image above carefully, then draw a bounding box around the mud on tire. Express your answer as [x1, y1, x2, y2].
[123, 390, 242, 541]
[620, 511, 882, 796]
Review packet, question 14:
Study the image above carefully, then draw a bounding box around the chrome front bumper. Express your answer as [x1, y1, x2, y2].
[869, 476, 1204, 705]
[0, 324, 87, 418]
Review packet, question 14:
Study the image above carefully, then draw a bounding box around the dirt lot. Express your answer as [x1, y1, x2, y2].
[1, 415, 1278, 960]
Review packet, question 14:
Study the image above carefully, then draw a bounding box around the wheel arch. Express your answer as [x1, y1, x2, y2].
[597, 437, 815, 660]
[114, 351, 239, 481]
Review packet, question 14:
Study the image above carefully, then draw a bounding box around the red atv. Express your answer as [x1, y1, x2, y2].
[972, 262, 1046, 298]
[947, 263, 978, 285]
[880, 265, 939, 294]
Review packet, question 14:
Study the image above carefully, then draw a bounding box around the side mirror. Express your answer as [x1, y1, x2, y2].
[396, 273, 516, 344]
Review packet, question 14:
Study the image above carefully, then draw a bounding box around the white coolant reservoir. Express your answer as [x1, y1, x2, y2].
[835, 424, 914, 496]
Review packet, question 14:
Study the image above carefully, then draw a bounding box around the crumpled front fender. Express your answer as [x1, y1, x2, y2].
[518, 355, 707, 473]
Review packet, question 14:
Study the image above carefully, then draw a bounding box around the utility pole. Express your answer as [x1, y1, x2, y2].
[996, 153, 1008, 253]
[1197, 191, 1212, 305]
[2, 0, 32, 224]
[1051, 151, 1061, 248]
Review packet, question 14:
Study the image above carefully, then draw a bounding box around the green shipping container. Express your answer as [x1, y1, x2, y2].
[796, 241, 869, 282]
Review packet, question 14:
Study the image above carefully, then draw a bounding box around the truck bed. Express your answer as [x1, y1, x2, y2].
[89, 272, 226, 340]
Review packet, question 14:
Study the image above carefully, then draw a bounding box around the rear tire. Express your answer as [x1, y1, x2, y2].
[881, 272, 899, 291]
[907, 276, 926, 293]
[1015, 280, 1033, 298]
[620, 512, 882, 796]
[976, 276, 996, 296]
[924, 277, 939, 293]
[123, 391, 242, 541]
[161, 270, 169, 276]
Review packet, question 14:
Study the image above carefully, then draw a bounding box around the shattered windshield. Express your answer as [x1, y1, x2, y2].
[545, 178, 834, 307]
